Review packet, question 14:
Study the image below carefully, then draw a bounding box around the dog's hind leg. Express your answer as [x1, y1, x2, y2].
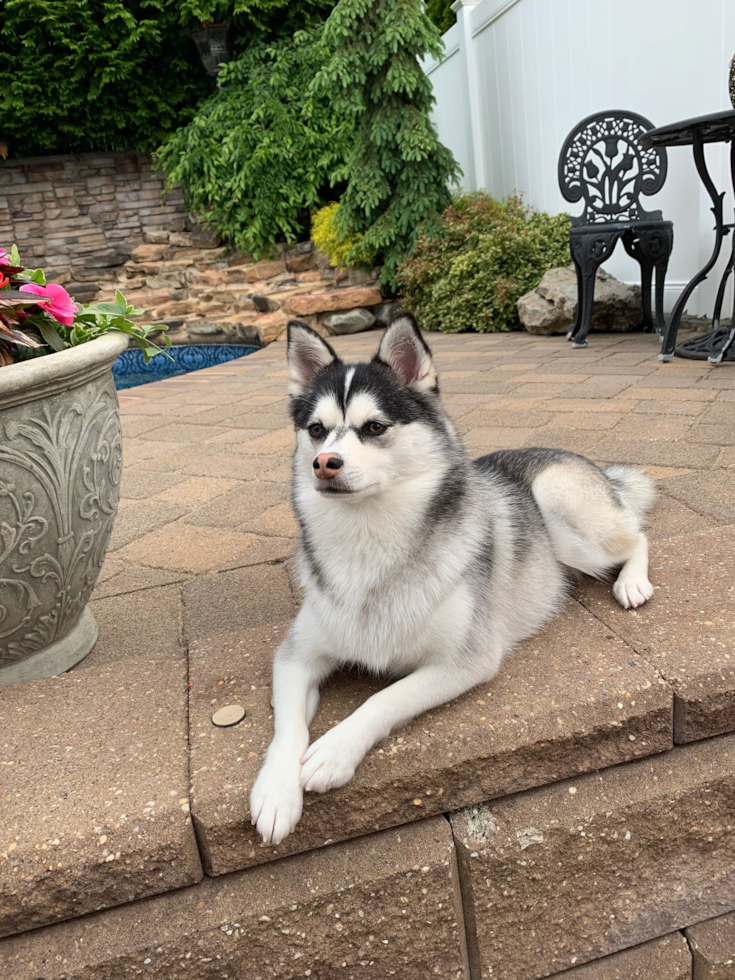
[531, 461, 655, 609]
[611, 532, 654, 609]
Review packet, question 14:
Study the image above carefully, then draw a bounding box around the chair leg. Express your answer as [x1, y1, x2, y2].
[640, 258, 654, 332]
[638, 225, 674, 340]
[569, 230, 620, 348]
[653, 258, 668, 335]
[573, 273, 596, 348]
[622, 230, 653, 332]
[567, 256, 584, 341]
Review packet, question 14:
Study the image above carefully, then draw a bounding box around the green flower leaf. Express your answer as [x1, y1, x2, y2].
[36, 318, 66, 352]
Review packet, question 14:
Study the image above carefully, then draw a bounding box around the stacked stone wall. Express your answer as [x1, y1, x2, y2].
[0, 152, 187, 302]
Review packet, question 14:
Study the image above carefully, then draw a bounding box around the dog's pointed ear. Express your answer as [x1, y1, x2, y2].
[287, 320, 339, 397]
[375, 313, 437, 393]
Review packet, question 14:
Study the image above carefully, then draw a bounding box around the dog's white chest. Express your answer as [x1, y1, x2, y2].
[305, 557, 474, 674]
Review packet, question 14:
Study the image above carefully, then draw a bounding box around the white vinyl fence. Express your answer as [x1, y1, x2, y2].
[423, 0, 735, 315]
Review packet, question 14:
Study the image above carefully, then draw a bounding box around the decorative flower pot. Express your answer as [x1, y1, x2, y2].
[0, 332, 128, 688]
[730, 53, 735, 109]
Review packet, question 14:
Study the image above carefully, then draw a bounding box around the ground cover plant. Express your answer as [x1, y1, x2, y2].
[398, 193, 571, 333]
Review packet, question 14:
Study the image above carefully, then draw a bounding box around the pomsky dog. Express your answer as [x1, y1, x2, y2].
[250, 314, 656, 845]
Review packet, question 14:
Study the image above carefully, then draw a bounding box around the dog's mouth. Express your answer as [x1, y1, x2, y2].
[314, 482, 355, 495]
[314, 480, 379, 496]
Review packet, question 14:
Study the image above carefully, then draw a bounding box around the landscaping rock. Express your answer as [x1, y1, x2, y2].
[286, 242, 315, 273]
[687, 911, 735, 979]
[286, 241, 313, 258]
[375, 300, 399, 326]
[245, 259, 287, 282]
[517, 266, 642, 335]
[152, 318, 185, 330]
[186, 600, 670, 876]
[451, 735, 735, 980]
[226, 251, 255, 267]
[143, 229, 169, 244]
[0, 818, 469, 980]
[286, 285, 383, 316]
[254, 310, 289, 344]
[130, 243, 166, 263]
[188, 222, 220, 247]
[185, 322, 223, 336]
[323, 307, 377, 334]
[64, 280, 99, 303]
[553, 933, 691, 979]
[348, 268, 373, 285]
[252, 293, 271, 313]
[286, 251, 315, 273]
[167, 231, 196, 248]
[230, 310, 290, 345]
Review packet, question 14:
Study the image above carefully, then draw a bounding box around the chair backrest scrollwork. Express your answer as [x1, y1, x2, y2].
[558, 110, 667, 226]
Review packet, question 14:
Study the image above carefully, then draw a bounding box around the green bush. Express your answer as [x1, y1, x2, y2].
[155, 28, 353, 258]
[0, 0, 336, 159]
[398, 194, 571, 333]
[179, 0, 334, 34]
[312, 0, 461, 289]
[311, 203, 375, 269]
[0, 0, 210, 157]
[426, 0, 456, 34]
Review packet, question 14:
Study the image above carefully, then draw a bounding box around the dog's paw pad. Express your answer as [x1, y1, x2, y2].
[613, 576, 654, 609]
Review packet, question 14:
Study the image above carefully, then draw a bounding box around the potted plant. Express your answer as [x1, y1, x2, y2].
[0, 245, 168, 688]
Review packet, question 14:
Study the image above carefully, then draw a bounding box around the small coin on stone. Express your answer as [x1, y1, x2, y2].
[212, 704, 246, 728]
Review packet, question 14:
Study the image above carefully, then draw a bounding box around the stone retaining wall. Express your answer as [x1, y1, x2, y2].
[0, 152, 392, 341]
[0, 152, 187, 302]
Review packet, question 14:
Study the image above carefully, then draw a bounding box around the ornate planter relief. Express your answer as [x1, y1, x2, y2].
[0, 333, 127, 687]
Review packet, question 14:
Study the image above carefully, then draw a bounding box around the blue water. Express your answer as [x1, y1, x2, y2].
[113, 344, 258, 390]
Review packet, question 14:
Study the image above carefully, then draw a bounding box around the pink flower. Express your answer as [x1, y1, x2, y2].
[0, 249, 9, 266]
[19, 282, 78, 327]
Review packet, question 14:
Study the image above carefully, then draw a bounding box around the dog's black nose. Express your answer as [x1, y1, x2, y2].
[313, 454, 343, 479]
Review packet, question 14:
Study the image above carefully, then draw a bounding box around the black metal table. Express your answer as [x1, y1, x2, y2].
[641, 109, 735, 363]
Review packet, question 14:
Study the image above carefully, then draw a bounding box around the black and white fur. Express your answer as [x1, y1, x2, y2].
[249, 315, 656, 845]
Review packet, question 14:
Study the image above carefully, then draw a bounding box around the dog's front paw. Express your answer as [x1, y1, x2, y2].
[300, 725, 363, 793]
[613, 574, 654, 609]
[249, 761, 303, 846]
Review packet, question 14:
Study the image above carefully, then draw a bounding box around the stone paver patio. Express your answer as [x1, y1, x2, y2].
[2, 328, 735, 978]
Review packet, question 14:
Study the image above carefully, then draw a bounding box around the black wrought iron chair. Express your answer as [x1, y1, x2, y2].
[558, 110, 674, 348]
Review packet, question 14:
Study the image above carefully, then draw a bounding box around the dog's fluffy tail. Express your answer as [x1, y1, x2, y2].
[603, 464, 657, 519]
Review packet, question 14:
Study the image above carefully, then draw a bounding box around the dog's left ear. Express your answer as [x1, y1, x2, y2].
[375, 313, 437, 393]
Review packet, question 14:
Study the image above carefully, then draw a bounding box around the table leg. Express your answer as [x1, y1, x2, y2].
[709, 240, 735, 363]
[659, 135, 727, 361]
[707, 142, 735, 363]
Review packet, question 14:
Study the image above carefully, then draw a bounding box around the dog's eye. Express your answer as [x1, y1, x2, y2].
[367, 421, 387, 435]
[308, 422, 325, 439]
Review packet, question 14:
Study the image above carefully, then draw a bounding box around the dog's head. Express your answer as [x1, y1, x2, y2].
[287, 313, 451, 499]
